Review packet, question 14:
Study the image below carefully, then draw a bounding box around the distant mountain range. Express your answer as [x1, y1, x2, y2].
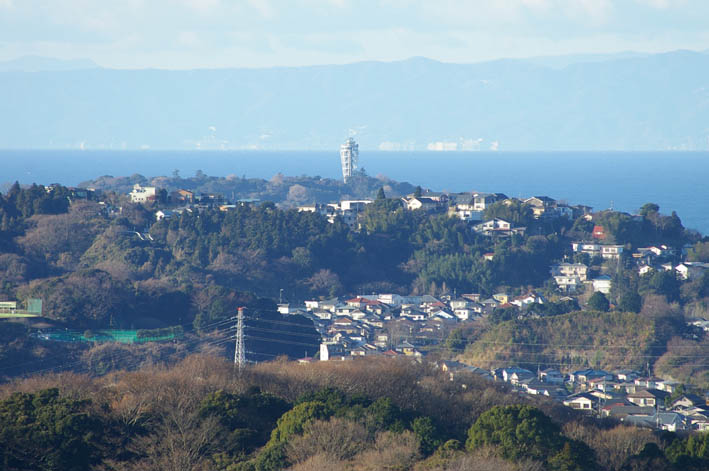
[1, 50, 709, 151]
[0, 55, 99, 72]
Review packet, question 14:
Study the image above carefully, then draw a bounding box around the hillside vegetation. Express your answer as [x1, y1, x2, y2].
[2, 355, 709, 471]
[460, 307, 681, 372]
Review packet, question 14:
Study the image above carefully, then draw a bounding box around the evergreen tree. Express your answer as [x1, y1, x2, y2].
[588, 292, 610, 312]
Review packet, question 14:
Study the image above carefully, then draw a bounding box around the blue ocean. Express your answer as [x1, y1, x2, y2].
[1, 150, 707, 234]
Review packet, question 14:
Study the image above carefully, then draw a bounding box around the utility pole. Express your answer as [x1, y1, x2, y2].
[234, 307, 245, 375]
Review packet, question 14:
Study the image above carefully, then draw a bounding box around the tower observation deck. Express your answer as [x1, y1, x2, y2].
[340, 138, 359, 183]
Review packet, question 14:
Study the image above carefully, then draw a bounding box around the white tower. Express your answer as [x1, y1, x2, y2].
[340, 138, 359, 183]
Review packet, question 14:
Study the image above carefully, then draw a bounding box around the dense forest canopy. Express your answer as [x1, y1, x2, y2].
[1, 356, 708, 471]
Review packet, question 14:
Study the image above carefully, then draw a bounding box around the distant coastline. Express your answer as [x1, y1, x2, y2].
[2, 149, 708, 233]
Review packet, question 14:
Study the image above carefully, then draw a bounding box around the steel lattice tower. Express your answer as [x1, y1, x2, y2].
[234, 307, 245, 374]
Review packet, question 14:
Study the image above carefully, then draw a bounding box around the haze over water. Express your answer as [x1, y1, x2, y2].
[2, 149, 707, 234]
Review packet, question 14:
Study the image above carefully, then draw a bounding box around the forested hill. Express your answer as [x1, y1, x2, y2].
[2, 355, 709, 471]
[79, 172, 417, 207]
[2, 179, 709, 386]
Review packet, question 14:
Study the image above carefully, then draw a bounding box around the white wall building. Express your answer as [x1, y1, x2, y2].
[129, 184, 157, 203]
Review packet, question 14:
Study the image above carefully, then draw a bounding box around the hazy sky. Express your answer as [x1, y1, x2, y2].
[0, 0, 708, 69]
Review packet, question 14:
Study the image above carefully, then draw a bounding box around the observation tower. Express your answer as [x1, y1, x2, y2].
[340, 138, 359, 183]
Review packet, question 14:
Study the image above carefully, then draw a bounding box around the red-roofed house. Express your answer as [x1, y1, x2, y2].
[592, 225, 606, 240]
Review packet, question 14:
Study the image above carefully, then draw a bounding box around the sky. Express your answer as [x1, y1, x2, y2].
[0, 0, 708, 69]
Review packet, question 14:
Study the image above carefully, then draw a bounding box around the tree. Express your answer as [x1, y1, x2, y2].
[466, 405, 563, 461]
[412, 416, 442, 455]
[588, 292, 610, 312]
[483, 200, 533, 226]
[619, 291, 642, 313]
[376, 187, 386, 200]
[639, 203, 660, 218]
[414, 186, 423, 198]
[0, 388, 105, 471]
[445, 328, 466, 352]
[641, 271, 681, 303]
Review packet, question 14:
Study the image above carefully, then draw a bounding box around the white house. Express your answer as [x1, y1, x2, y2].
[319, 342, 345, 361]
[572, 242, 602, 255]
[592, 275, 612, 294]
[675, 262, 709, 281]
[472, 192, 507, 211]
[155, 210, 174, 221]
[563, 393, 597, 412]
[551, 263, 589, 280]
[404, 196, 440, 212]
[551, 263, 589, 293]
[473, 218, 526, 237]
[601, 245, 624, 259]
[129, 184, 157, 203]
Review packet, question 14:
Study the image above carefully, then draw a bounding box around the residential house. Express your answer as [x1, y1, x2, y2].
[473, 218, 526, 237]
[319, 342, 345, 361]
[374, 333, 390, 349]
[601, 245, 624, 259]
[453, 306, 481, 321]
[395, 341, 420, 356]
[676, 262, 709, 280]
[614, 370, 641, 382]
[656, 380, 681, 394]
[480, 298, 500, 313]
[625, 412, 687, 432]
[551, 263, 588, 280]
[592, 225, 606, 240]
[129, 184, 157, 203]
[400, 309, 427, 322]
[603, 404, 657, 419]
[627, 389, 668, 408]
[510, 292, 544, 307]
[171, 189, 195, 204]
[447, 197, 484, 222]
[351, 344, 380, 357]
[472, 192, 508, 211]
[571, 242, 624, 260]
[563, 392, 597, 412]
[340, 200, 373, 212]
[551, 263, 589, 293]
[592, 275, 612, 294]
[570, 369, 613, 385]
[501, 367, 535, 385]
[523, 196, 557, 219]
[540, 368, 565, 384]
[671, 394, 707, 410]
[572, 242, 602, 256]
[404, 196, 441, 212]
[634, 377, 663, 389]
[155, 209, 174, 221]
[450, 298, 473, 310]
